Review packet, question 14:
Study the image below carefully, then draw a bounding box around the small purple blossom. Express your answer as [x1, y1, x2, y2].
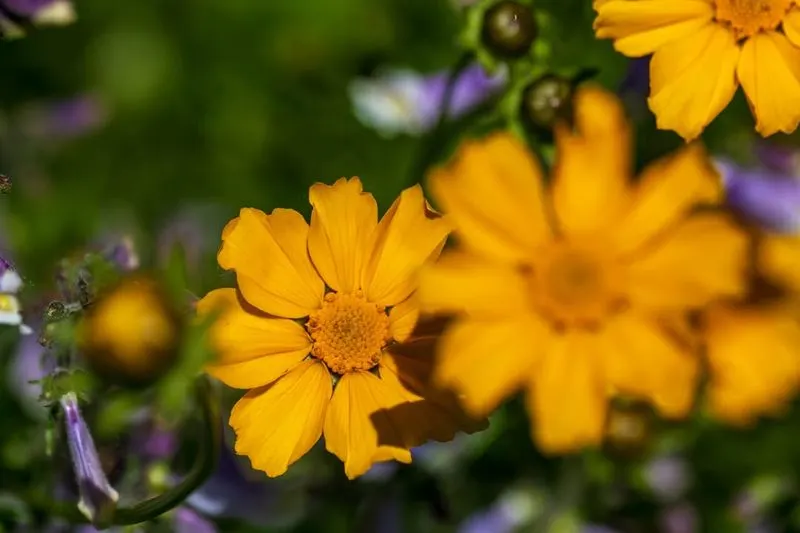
[349, 63, 506, 137]
[716, 157, 800, 233]
[458, 488, 540, 533]
[0, 0, 75, 32]
[643, 455, 691, 503]
[60, 392, 119, 522]
[19, 95, 107, 140]
[659, 503, 697, 533]
[173, 507, 217, 533]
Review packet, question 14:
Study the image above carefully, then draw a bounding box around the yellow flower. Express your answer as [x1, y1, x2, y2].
[197, 178, 479, 479]
[593, 0, 800, 140]
[418, 86, 749, 454]
[701, 234, 800, 425]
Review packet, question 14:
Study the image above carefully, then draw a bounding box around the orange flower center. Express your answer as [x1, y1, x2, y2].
[528, 240, 625, 328]
[307, 291, 389, 375]
[714, 0, 792, 39]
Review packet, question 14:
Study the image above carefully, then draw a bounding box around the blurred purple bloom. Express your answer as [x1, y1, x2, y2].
[19, 96, 106, 140]
[187, 444, 299, 528]
[349, 63, 506, 137]
[8, 319, 52, 417]
[157, 204, 227, 276]
[619, 57, 650, 97]
[643, 455, 691, 503]
[716, 157, 800, 233]
[173, 507, 217, 533]
[659, 503, 697, 533]
[60, 392, 119, 522]
[0, 0, 74, 35]
[458, 489, 539, 533]
[102, 235, 139, 272]
[754, 141, 800, 175]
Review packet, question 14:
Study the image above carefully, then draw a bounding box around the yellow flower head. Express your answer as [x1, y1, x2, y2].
[701, 233, 800, 425]
[418, 86, 750, 454]
[593, 0, 800, 139]
[198, 178, 480, 479]
[79, 276, 182, 386]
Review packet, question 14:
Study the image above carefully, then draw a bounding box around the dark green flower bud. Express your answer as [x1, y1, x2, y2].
[603, 399, 654, 459]
[45, 301, 68, 322]
[521, 74, 573, 133]
[481, 1, 537, 59]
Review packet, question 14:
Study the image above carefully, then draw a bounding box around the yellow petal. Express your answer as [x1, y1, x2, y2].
[361, 185, 451, 306]
[601, 313, 699, 418]
[218, 208, 325, 318]
[784, 8, 800, 47]
[648, 23, 739, 140]
[428, 133, 551, 264]
[594, 0, 714, 56]
[388, 295, 420, 343]
[704, 304, 800, 425]
[417, 250, 531, 318]
[308, 177, 378, 294]
[197, 289, 311, 389]
[612, 143, 722, 255]
[552, 86, 632, 236]
[626, 214, 748, 310]
[527, 331, 607, 454]
[323, 371, 413, 479]
[434, 316, 549, 418]
[230, 360, 332, 477]
[758, 234, 800, 293]
[738, 31, 800, 137]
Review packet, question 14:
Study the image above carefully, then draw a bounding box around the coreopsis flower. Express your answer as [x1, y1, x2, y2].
[349, 63, 506, 138]
[593, 0, 800, 140]
[198, 178, 480, 479]
[418, 86, 749, 453]
[701, 232, 800, 425]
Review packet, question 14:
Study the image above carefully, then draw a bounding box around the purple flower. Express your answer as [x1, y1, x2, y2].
[619, 57, 651, 97]
[643, 455, 691, 503]
[458, 488, 540, 533]
[349, 63, 506, 137]
[8, 318, 52, 417]
[659, 503, 697, 533]
[60, 392, 119, 523]
[716, 157, 800, 233]
[0, 0, 74, 31]
[157, 204, 227, 277]
[186, 444, 304, 529]
[18, 95, 107, 140]
[173, 507, 217, 533]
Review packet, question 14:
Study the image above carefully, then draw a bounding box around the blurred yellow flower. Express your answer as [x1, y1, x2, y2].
[418, 86, 749, 453]
[593, 0, 800, 140]
[198, 178, 479, 479]
[79, 276, 182, 386]
[701, 234, 800, 425]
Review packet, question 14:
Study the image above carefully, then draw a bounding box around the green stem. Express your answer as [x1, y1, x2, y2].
[31, 375, 221, 526]
[407, 52, 475, 186]
[535, 454, 585, 531]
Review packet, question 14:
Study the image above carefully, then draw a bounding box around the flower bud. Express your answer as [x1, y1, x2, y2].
[78, 275, 183, 387]
[521, 74, 573, 134]
[60, 392, 119, 524]
[603, 399, 653, 459]
[0, 174, 10, 193]
[481, 0, 537, 59]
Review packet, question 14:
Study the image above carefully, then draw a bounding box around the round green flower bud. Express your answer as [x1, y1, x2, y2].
[521, 74, 573, 133]
[481, 1, 537, 59]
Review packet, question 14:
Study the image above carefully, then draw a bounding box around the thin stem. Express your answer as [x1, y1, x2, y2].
[29, 375, 221, 526]
[406, 52, 475, 186]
